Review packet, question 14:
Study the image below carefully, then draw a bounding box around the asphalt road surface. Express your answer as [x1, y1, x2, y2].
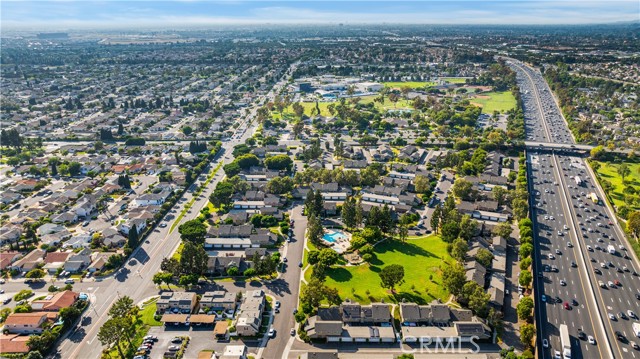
[508, 58, 640, 358]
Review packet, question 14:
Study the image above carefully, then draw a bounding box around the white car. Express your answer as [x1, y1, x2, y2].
[609, 313, 617, 321]
[588, 335, 596, 345]
[548, 254, 555, 260]
[543, 339, 549, 348]
[560, 279, 566, 286]
[268, 328, 276, 338]
[554, 350, 562, 359]
[628, 310, 637, 319]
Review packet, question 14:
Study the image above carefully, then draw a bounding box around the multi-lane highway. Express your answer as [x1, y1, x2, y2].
[509, 58, 640, 358]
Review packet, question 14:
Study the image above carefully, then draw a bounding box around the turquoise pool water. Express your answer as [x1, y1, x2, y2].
[323, 231, 347, 243]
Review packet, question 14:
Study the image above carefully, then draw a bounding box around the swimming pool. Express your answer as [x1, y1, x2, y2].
[323, 231, 348, 243]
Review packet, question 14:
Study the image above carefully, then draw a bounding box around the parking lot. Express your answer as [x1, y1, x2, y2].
[145, 325, 262, 358]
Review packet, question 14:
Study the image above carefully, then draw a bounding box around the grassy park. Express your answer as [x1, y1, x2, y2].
[592, 160, 640, 212]
[471, 91, 517, 113]
[308, 234, 453, 304]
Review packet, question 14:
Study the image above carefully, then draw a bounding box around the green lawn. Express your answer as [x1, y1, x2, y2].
[593, 160, 640, 211]
[383, 81, 436, 89]
[439, 77, 468, 84]
[310, 235, 453, 305]
[279, 94, 414, 119]
[140, 299, 162, 326]
[471, 91, 517, 113]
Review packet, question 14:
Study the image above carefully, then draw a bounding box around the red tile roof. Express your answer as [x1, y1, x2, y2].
[33, 290, 78, 311]
[0, 334, 29, 354]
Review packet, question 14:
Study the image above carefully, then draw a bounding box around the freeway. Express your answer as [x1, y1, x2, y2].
[47, 63, 298, 359]
[509, 58, 640, 358]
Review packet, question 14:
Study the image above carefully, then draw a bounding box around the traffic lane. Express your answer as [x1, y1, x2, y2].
[530, 189, 586, 352]
[556, 157, 634, 357]
[261, 205, 307, 358]
[530, 157, 602, 357]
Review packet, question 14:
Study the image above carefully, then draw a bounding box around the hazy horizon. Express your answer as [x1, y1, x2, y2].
[1, 0, 639, 31]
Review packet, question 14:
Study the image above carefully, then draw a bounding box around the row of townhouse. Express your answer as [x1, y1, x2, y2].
[305, 300, 492, 344]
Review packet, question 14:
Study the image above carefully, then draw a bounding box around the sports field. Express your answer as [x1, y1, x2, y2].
[471, 91, 517, 113]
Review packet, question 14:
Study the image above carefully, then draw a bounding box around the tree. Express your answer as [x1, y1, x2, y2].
[265, 154, 293, 171]
[235, 154, 260, 169]
[317, 248, 339, 268]
[451, 238, 469, 262]
[179, 274, 199, 287]
[492, 186, 507, 206]
[97, 317, 126, 359]
[493, 222, 512, 239]
[458, 215, 478, 241]
[414, 175, 431, 193]
[452, 178, 476, 200]
[442, 262, 466, 297]
[292, 121, 304, 139]
[266, 176, 294, 195]
[59, 305, 81, 323]
[108, 296, 134, 318]
[153, 271, 173, 287]
[161, 257, 181, 278]
[520, 323, 535, 348]
[519, 243, 533, 259]
[517, 297, 534, 321]
[397, 214, 410, 242]
[628, 211, 640, 238]
[227, 266, 239, 276]
[307, 213, 323, 244]
[341, 198, 356, 229]
[127, 227, 139, 249]
[25, 351, 44, 359]
[441, 222, 460, 243]
[619, 163, 631, 184]
[465, 281, 490, 317]
[301, 278, 328, 308]
[476, 248, 494, 268]
[511, 198, 528, 220]
[431, 205, 441, 233]
[354, 200, 364, 228]
[178, 219, 207, 244]
[590, 145, 605, 159]
[68, 162, 81, 177]
[179, 241, 208, 276]
[379, 264, 405, 293]
[313, 190, 324, 216]
[25, 268, 45, 279]
[519, 269, 533, 288]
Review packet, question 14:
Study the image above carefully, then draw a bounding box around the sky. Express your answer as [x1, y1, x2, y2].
[1, 1, 639, 30]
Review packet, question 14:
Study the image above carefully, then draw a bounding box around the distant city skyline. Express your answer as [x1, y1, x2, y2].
[1, 1, 639, 30]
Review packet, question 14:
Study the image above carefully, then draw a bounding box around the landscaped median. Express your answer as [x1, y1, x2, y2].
[169, 160, 224, 233]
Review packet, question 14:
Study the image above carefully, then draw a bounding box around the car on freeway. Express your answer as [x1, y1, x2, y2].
[588, 336, 596, 345]
[577, 329, 586, 340]
[564, 302, 571, 310]
[609, 313, 617, 321]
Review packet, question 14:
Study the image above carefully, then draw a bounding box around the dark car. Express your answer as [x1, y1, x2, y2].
[556, 296, 562, 304]
[636, 293, 640, 300]
[571, 299, 579, 306]
[577, 329, 587, 340]
[616, 331, 627, 342]
[298, 262, 303, 268]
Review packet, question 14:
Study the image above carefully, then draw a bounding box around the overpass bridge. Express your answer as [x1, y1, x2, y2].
[524, 141, 594, 153]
